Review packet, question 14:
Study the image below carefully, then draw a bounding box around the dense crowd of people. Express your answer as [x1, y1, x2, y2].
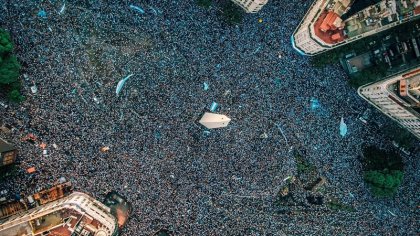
[0, 0, 419, 235]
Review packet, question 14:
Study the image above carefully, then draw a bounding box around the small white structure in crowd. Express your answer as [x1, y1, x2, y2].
[340, 117, 348, 137]
[199, 112, 231, 129]
[31, 85, 38, 94]
[230, 0, 268, 13]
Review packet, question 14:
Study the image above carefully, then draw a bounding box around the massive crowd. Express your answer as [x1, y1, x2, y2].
[0, 0, 419, 235]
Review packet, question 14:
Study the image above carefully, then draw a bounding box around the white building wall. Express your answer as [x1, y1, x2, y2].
[294, 29, 326, 54]
[292, 0, 330, 55]
[231, 0, 268, 13]
[292, 0, 420, 55]
[358, 69, 420, 139]
[0, 192, 117, 236]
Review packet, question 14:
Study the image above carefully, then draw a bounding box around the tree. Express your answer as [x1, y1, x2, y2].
[0, 55, 21, 85]
[364, 170, 403, 197]
[362, 146, 404, 197]
[8, 89, 24, 103]
[222, 1, 244, 25]
[364, 170, 385, 186]
[0, 28, 22, 102]
[0, 29, 13, 55]
[196, 0, 212, 8]
[362, 146, 404, 171]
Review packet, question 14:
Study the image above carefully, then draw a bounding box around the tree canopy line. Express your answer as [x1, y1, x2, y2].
[0, 28, 23, 103]
[196, 0, 245, 25]
[362, 146, 404, 197]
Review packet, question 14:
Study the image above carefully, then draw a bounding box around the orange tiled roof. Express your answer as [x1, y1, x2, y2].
[314, 10, 346, 44]
[320, 11, 339, 32]
[331, 33, 342, 41]
[414, 6, 420, 15]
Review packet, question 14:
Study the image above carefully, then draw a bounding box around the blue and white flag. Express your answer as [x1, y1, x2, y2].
[116, 74, 134, 96]
[340, 117, 347, 137]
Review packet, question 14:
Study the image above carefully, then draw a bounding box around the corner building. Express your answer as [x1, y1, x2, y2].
[358, 67, 420, 139]
[0, 192, 119, 236]
[231, 0, 268, 13]
[292, 0, 420, 55]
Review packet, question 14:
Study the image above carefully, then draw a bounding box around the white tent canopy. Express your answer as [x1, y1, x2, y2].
[199, 112, 231, 129]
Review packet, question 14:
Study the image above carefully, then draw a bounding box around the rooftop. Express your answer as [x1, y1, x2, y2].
[387, 69, 420, 116]
[314, 10, 347, 44]
[2, 207, 109, 236]
[103, 191, 132, 229]
[345, 0, 397, 38]
[0, 139, 15, 153]
[313, 0, 420, 45]
[397, 72, 420, 106]
[32, 182, 73, 206]
[0, 192, 117, 236]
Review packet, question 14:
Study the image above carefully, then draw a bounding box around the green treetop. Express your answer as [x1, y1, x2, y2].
[0, 28, 22, 103]
[0, 55, 21, 85]
[0, 29, 13, 55]
[362, 146, 404, 197]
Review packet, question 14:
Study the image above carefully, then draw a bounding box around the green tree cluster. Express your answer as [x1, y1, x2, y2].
[363, 146, 404, 170]
[222, 1, 244, 25]
[295, 153, 316, 175]
[364, 170, 404, 197]
[327, 199, 356, 212]
[0, 28, 22, 103]
[7, 89, 24, 102]
[196, 0, 212, 8]
[362, 146, 404, 197]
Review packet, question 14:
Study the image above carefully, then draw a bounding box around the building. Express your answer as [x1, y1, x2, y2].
[0, 139, 17, 167]
[31, 182, 73, 206]
[292, 0, 420, 55]
[0, 192, 120, 236]
[358, 67, 420, 139]
[0, 200, 26, 219]
[231, 0, 268, 13]
[342, 52, 373, 74]
[0, 182, 73, 220]
[103, 191, 132, 229]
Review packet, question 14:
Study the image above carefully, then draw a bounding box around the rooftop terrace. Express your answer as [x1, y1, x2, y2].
[313, 0, 420, 45]
[314, 10, 347, 44]
[0, 192, 117, 236]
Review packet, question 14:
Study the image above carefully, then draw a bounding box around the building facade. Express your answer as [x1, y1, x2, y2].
[292, 0, 420, 55]
[231, 0, 268, 13]
[0, 138, 17, 167]
[358, 67, 420, 139]
[0, 192, 119, 236]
